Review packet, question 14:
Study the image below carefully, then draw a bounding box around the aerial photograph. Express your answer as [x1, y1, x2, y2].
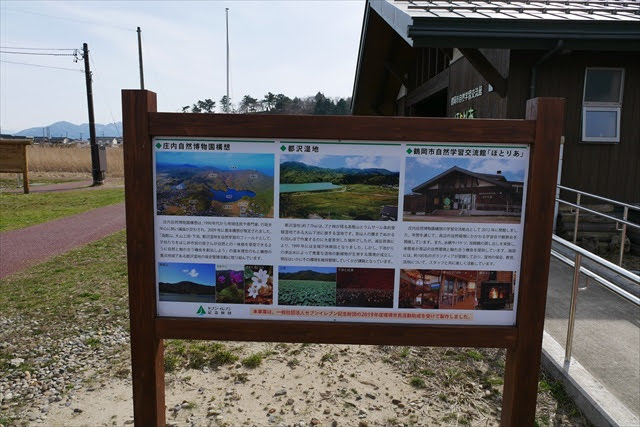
[156, 151, 274, 217]
[279, 154, 400, 220]
[157, 262, 216, 303]
[403, 157, 526, 223]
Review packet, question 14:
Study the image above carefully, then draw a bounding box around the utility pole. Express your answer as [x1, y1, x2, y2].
[82, 43, 104, 186]
[225, 8, 229, 109]
[137, 27, 145, 90]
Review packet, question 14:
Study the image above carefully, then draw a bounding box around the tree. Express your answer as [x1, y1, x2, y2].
[219, 95, 233, 113]
[182, 98, 216, 113]
[239, 95, 259, 113]
[262, 92, 276, 112]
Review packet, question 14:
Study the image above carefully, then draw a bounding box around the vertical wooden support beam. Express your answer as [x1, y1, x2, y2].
[121, 89, 165, 426]
[501, 97, 565, 426]
[22, 144, 29, 194]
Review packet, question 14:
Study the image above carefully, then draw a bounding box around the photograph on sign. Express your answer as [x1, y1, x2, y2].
[403, 154, 525, 223]
[153, 138, 529, 325]
[279, 154, 400, 221]
[156, 150, 274, 218]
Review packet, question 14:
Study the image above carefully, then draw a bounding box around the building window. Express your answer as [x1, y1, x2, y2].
[582, 68, 624, 143]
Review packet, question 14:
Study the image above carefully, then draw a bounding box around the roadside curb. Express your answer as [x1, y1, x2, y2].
[541, 331, 639, 427]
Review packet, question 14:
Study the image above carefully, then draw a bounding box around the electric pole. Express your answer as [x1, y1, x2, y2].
[82, 43, 104, 186]
[229, 7, 231, 109]
[137, 27, 145, 90]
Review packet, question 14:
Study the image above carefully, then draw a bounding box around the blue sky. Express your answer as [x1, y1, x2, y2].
[282, 154, 400, 172]
[279, 266, 336, 275]
[158, 262, 215, 286]
[404, 157, 527, 195]
[157, 151, 274, 176]
[0, 1, 364, 132]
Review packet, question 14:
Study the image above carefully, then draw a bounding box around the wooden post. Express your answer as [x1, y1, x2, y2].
[121, 90, 165, 426]
[501, 97, 565, 426]
[22, 143, 29, 194]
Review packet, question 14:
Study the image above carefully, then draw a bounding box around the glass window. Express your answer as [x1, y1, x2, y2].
[584, 110, 618, 139]
[582, 68, 624, 143]
[584, 69, 623, 103]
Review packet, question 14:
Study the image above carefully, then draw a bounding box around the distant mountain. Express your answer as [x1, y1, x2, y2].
[158, 280, 215, 295]
[279, 269, 337, 282]
[15, 121, 122, 139]
[280, 161, 399, 186]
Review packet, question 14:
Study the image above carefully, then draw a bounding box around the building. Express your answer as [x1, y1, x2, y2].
[406, 166, 523, 216]
[352, 0, 640, 203]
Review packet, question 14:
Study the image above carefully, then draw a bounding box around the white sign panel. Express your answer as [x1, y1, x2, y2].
[153, 138, 529, 325]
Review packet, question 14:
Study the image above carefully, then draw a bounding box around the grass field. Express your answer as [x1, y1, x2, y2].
[0, 187, 124, 232]
[25, 144, 124, 176]
[0, 230, 129, 324]
[279, 184, 398, 220]
[278, 280, 336, 306]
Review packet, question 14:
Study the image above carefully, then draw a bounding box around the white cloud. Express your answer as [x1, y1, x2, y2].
[344, 156, 399, 172]
[183, 268, 199, 278]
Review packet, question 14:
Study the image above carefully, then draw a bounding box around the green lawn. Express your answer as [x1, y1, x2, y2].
[0, 231, 129, 326]
[0, 187, 124, 232]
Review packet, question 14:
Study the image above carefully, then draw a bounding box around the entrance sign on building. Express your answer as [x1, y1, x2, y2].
[153, 138, 529, 326]
[122, 90, 564, 426]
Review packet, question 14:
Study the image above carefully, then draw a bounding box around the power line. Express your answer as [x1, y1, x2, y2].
[0, 46, 77, 51]
[0, 59, 83, 72]
[1, 7, 135, 32]
[0, 50, 77, 57]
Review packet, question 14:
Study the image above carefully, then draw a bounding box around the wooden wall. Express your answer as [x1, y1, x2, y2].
[507, 51, 640, 204]
[446, 49, 510, 119]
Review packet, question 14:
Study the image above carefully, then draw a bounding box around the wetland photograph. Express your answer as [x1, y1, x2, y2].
[279, 154, 400, 221]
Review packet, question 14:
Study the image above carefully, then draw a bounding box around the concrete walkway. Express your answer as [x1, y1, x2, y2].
[0, 203, 125, 279]
[544, 254, 640, 423]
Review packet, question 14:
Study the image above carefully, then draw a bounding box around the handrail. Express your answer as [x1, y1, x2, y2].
[552, 235, 640, 284]
[550, 249, 640, 306]
[550, 235, 639, 364]
[555, 200, 640, 230]
[555, 185, 639, 266]
[557, 185, 640, 211]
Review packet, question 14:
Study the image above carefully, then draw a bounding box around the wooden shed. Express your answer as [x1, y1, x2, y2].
[352, 0, 640, 203]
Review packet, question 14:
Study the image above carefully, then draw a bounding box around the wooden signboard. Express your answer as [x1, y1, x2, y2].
[122, 90, 564, 426]
[0, 138, 31, 194]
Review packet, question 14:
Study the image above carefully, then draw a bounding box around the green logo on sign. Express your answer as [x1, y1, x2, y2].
[196, 306, 206, 316]
[280, 145, 287, 151]
[156, 143, 162, 149]
[406, 148, 412, 154]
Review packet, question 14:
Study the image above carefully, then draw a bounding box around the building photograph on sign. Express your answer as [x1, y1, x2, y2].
[153, 138, 529, 326]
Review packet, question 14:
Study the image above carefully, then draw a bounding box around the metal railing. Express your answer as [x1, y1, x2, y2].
[550, 234, 640, 363]
[555, 185, 640, 266]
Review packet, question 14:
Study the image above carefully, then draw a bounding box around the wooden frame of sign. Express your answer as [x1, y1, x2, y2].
[122, 90, 564, 426]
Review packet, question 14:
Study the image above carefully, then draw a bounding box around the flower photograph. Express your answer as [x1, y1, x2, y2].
[244, 265, 273, 305]
[215, 265, 245, 304]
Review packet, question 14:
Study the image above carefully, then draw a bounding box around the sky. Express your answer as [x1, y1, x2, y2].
[0, 1, 365, 133]
[282, 154, 400, 172]
[157, 262, 216, 286]
[404, 157, 527, 195]
[156, 151, 274, 175]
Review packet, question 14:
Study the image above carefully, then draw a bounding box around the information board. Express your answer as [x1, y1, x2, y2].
[153, 138, 529, 325]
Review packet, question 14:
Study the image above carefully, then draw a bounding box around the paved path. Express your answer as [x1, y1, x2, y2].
[0, 203, 125, 279]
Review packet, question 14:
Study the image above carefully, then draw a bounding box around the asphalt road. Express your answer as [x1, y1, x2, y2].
[0, 203, 125, 279]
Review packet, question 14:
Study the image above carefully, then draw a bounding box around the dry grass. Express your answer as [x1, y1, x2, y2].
[26, 144, 124, 177]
